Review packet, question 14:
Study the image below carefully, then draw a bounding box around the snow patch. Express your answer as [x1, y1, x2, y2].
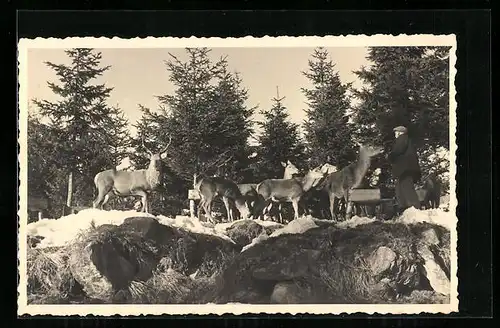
[336, 215, 378, 228]
[27, 209, 236, 249]
[269, 216, 318, 238]
[156, 215, 235, 244]
[392, 206, 454, 230]
[27, 208, 155, 248]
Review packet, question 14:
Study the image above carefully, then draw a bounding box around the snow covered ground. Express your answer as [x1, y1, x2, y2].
[26, 202, 454, 250]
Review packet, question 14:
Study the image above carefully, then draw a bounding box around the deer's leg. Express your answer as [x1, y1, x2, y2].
[262, 199, 273, 220]
[93, 186, 111, 209]
[329, 193, 337, 221]
[278, 203, 283, 224]
[197, 198, 205, 219]
[222, 197, 232, 222]
[291, 200, 300, 221]
[255, 197, 267, 220]
[205, 197, 215, 224]
[264, 201, 273, 218]
[344, 191, 353, 221]
[38, 211, 43, 221]
[134, 190, 148, 213]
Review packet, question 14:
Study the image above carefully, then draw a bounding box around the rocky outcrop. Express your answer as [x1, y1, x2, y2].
[27, 213, 451, 305]
[67, 216, 238, 302]
[214, 221, 450, 304]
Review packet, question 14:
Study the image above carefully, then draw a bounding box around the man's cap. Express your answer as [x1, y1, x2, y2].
[393, 126, 408, 133]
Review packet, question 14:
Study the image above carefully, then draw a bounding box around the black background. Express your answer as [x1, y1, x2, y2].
[6, 1, 493, 327]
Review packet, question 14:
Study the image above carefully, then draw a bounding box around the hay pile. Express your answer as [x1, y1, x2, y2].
[214, 220, 450, 304]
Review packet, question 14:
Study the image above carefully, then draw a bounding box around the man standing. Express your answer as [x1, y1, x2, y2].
[387, 125, 422, 213]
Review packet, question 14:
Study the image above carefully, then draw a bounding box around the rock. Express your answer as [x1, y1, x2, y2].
[261, 224, 283, 235]
[270, 281, 315, 304]
[67, 222, 160, 300]
[417, 245, 450, 296]
[421, 228, 440, 245]
[66, 216, 239, 302]
[252, 249, 322, 281]
[367, 246, 397, 276]
[226, 220, 265, 248]
[68, 242, 115, 301]
[371, 278, 397, 300]
[215, 221, 451, 304]
[27, 235, 45, 248]
[399, 290, 450, 304]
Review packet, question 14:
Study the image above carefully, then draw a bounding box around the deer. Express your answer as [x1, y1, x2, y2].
[196, 176, 251, 224]
[92, 135, 172, 213]
[237, 160, 300, 221]
[416, 173, 442, 209]
[297, 162, 338, 218]
[322, 144, 384, 221]
[27, 193, 51, 222]
[253, 166, 326, 223]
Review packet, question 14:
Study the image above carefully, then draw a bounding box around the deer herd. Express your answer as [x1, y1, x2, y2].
[88, 135, 390, 224]
[26, 134, 443, 224]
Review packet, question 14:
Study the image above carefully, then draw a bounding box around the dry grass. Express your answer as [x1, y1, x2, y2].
[396, 290, 450, 304]
[27, 246, 82, 304]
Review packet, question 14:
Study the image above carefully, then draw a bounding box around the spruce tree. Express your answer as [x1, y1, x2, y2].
[302, 47, 356, 169]
[132, 48, 255, 215]
[255, 93, 307, 181]
[352, 46, 450, 188]
[31, 48, 130, 210]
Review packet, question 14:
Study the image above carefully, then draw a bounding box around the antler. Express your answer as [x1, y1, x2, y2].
[158, 135, 172, 155]
[141, 135, 153, 156]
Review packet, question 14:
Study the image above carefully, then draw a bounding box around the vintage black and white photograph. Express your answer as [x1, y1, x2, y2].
[17, 35, 458, 315]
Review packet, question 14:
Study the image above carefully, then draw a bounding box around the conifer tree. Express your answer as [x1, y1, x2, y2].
[302, 47, 356, 169]
[255, 92, 307, 180]
[132, 48, 255, 214]
[352, 46, 450, 188]
[31, 48, 130, 210]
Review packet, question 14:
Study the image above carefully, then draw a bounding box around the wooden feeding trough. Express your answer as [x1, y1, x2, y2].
[349, 188, 397, 218]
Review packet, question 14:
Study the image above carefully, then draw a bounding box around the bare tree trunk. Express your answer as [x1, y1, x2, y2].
[190, 172, 198, 218]
[66, 171, 73, 208]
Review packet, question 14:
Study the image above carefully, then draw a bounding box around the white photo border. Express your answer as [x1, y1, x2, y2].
[17, 34, 458, 316]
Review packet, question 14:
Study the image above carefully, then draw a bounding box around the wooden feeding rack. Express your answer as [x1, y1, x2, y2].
[349, 188, 382, 203]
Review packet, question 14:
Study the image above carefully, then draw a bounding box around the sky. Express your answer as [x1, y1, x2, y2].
[26, 47, 370, 137]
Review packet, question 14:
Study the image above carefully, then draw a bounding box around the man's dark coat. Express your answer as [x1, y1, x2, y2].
[388, 133, 421, 181]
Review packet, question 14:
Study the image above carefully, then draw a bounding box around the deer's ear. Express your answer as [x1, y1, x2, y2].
[281, 162, 286, 167]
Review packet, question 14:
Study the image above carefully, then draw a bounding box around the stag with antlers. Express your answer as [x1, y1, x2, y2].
[92, 134, 172, 213]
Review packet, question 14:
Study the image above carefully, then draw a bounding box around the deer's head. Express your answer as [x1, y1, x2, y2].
[320, 163, 338, 174]
[304, 166, 328, 189]
[281, 160, 300, 178]
[142, 135, 172, 166]
[357, 143, 384, 158]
